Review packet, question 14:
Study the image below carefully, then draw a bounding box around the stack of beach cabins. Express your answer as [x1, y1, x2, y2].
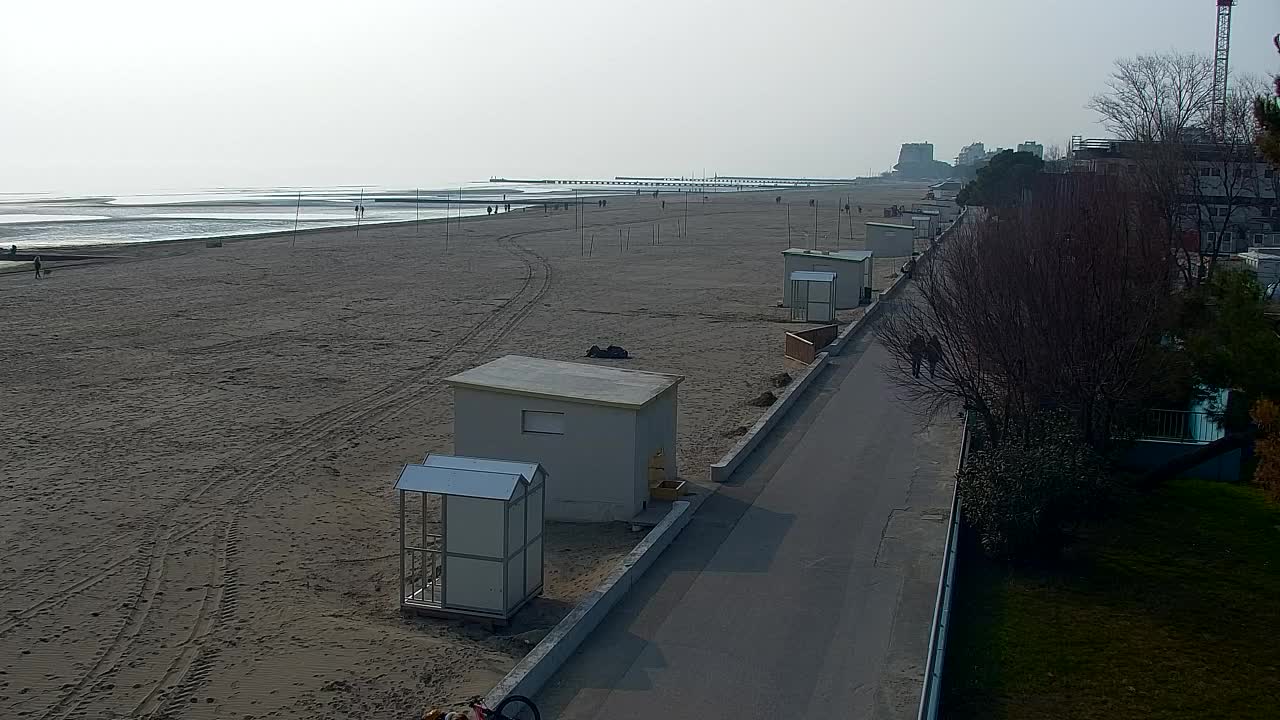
[781, 194, 964, 322]
[396, 355, 685, 623]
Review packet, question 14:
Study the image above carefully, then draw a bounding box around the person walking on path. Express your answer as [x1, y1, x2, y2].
[908, 335, 926, 378]
[33, 255, 43, 280]
[926, 336, 942, 378]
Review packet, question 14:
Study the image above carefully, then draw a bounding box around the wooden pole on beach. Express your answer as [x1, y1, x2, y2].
[812, 201, 817, 249]
[292, 191, 301, 247]
[415, 188, 420, 235]
[836, 202, 842, 251]
[848, 195, 855, 246]
[684, 191, 688, 240]
[445, 194, 451, 252]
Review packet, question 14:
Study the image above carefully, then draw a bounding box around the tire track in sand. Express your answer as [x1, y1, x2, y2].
[137, 231, 553, 718]
[30, 230, 552, 720]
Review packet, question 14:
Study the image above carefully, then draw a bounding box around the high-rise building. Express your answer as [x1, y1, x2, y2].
[897, 142, 935, 167]
[1017, 141, 1044, 159]
[955, 142, 986, 166]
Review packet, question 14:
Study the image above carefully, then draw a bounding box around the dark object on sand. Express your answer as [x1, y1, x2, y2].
[748, 391, 778, 407]
[769, 372, 792, 388]
[587, 345, 630, 359]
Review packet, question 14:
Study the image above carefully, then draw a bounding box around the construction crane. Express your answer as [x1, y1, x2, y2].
[1210, 0, 1237, 137]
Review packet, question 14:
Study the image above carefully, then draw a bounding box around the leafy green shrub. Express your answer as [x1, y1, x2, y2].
[960, 413, 1108, 560]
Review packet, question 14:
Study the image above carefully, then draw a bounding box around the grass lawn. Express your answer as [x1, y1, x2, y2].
[942, 478, 1280, 719]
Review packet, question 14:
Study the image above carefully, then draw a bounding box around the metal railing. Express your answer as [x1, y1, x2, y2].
[917, 418, 969, 720]
[1138, 409, 1224, 444]
[402, 540, 443, 607]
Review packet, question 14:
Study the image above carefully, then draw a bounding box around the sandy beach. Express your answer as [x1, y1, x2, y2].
[0, 181, 930, 718]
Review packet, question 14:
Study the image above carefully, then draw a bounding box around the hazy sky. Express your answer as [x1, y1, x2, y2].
[2, 0, 1277, 193]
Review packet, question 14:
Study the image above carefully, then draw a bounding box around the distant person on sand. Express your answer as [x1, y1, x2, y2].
[8, 245, 15, 256]
[926, 336, 942, 378]
[33, 256, 43, 280]
[908, 335, 926, 378]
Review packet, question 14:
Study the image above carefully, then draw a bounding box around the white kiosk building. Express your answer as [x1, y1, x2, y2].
[446, 356, 682, 522]
[396, 454, 546, 622]
[865, 222, 915, 257]
[781, 248, 873, 309]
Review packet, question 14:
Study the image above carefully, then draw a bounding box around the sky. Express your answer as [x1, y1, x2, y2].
[1, 0, 1278, 194]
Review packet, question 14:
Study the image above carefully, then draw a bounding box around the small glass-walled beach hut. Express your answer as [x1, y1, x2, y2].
[788, 270, 837, 322]
[397, 454, 546, 622]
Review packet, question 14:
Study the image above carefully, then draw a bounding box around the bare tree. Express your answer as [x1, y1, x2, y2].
[877, 174, 1175, 450]
[1086, 51, 1215, 143]
[1188, 87, 1265, 272]
[1089, 66, 1269, 286]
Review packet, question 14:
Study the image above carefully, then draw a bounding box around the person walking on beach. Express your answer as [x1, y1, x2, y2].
[33, 255, 43, 280]
[926, 336, 942, 378]
[908, 335, 926, 378]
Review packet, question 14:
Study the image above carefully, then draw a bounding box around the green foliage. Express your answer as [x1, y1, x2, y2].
[958, 413, 1108, 560]
[894, 158, 955, 180]
[944, 479, 1280, 719]
[955, 150, 1044, 208]
[1175, 269, 1280, 412]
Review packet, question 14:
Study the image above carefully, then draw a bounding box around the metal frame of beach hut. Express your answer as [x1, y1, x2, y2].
[396, 454, 546, 623]
[910, 215, 933, 240]
[788, 270, 837, 322]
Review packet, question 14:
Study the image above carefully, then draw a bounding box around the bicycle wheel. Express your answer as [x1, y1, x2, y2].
[491, 694, 541, 720]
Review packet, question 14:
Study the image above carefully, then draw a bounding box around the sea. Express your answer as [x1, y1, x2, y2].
[0, 183, 600, 251]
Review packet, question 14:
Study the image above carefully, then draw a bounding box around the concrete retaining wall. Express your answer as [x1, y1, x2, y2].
[482, 500, 692, 708]
[1122, 440, 1242, 482]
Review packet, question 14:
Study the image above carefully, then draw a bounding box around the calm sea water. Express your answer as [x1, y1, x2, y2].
[0, 184, 592, 250]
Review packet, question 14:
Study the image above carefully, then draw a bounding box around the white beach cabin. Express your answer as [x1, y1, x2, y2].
[446, 356, 683, 522]
[781, 248, 873, 309]
[788, 270, 837, 322]
[865, 221, 916, 258]
[396, 454, 546, 622]
[910, 216, 932, 240]
[917, 202, 956, 223]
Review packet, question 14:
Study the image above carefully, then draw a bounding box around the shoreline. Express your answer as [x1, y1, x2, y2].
[6, 181, 893, 256]
[13, 208, 489, 256]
